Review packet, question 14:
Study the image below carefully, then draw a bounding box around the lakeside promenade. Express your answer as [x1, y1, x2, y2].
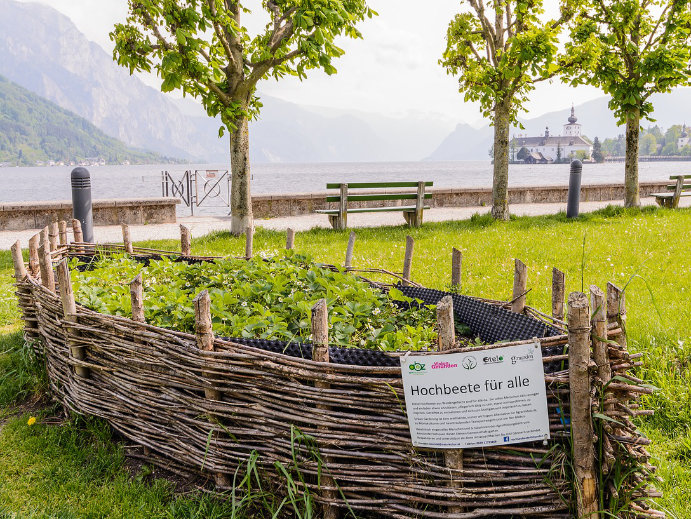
[2, 196, 686, 251]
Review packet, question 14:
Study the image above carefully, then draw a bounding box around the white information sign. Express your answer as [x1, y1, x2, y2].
[400, 342, 550, 449]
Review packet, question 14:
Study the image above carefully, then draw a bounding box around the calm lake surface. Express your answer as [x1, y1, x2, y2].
[4, 160, 690, 215]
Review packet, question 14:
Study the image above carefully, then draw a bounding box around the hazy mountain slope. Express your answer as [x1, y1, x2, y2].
[0, 75, 171, 165]
[0, 0, 210, 160]
[0, 0, 445, 163]
[427, 89, 691, 161]
[424, 123, 493, 161]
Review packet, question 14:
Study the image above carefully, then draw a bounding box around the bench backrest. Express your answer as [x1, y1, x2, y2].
[666, 175, 691, 191]
[325, 181, 433, 203]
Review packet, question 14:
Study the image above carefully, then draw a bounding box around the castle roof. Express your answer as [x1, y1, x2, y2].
[567, 105, 578, 124]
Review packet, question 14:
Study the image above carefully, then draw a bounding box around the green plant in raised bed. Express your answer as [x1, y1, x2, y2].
[70, 253, 440, 351]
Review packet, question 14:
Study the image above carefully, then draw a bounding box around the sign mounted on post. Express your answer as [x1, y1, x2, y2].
[400, 342, 550, 449]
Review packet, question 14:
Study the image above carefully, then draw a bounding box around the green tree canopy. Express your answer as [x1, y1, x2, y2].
[564, 0, 691, 206]
[111, 0, 374, 233]
[592, 136, 604, 163]
[441, 0, 574, 220]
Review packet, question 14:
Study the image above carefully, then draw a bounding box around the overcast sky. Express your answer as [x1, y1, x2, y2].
[19, 0, 609, 126]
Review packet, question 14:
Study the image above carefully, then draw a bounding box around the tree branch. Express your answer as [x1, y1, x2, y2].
[467, 0, 498, 64]
[643, 2, 673, 52]
[205, 0, 237, 69]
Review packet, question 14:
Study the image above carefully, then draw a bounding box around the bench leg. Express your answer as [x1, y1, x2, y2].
[403, 211, 422, 227]
[328, 214, 347, 230]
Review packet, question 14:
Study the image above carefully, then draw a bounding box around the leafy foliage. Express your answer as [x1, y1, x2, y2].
[564, 0, 691, 126]
[440, 0, 573, 125]
[111, 0, 375, 130]
[70, 253, 438, 351]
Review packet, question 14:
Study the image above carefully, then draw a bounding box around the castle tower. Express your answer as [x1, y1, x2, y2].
[563, 105, 582, 137]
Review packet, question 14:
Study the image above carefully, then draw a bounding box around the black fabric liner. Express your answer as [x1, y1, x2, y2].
[72, 254, 566, 372]
[396, 284, 562, 344]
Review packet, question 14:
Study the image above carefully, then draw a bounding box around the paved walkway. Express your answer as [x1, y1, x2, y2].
[2, 197, 686, 250]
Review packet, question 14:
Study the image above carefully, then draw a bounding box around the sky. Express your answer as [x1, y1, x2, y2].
[18, 0, 608, 126]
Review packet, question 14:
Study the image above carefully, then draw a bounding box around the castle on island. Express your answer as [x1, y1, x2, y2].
[512, 107, 592, 163]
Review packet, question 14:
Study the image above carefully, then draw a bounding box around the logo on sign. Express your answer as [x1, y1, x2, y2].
[431, 361, 458, 370]
[511, 349, 535, 365]
[408, 362, 426, 373]
[503, 436, 510, 442]
[483, 354, 504, 365]
[462, 356, 477, 370]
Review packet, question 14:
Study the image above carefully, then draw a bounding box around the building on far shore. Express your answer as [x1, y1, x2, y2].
[512, 107, 592, 163]
[679, 125, 689, 149]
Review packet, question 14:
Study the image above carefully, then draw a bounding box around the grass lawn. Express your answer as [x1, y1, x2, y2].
[1, 205, 691, 517]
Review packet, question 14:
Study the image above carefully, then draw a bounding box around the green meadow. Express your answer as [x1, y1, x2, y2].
[1, 205, 691, 518]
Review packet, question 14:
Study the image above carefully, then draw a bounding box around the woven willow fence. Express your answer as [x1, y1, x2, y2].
[9, 222, 663, 518]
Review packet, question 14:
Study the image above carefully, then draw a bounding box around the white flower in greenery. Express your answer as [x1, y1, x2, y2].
[241, 301, 248, 307]
[372, 307, 381, 315]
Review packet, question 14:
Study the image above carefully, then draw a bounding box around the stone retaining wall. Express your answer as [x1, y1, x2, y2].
[0, 198, 180, 231]
[251, 181, 667, 218]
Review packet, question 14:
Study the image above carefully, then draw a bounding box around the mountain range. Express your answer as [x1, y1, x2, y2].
[0, 75, 175, 166]
[1, 0, 689, 164]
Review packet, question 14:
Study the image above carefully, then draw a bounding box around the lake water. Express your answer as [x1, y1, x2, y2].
[4, 160, 690, 216]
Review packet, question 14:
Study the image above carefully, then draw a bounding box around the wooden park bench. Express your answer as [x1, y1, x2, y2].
[652, 175, 691, 208]
[316, 181, 433, 229]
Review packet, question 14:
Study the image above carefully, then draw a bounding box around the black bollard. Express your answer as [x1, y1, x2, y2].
[566, 159, 582, 218]
[71, 167, 94, 242]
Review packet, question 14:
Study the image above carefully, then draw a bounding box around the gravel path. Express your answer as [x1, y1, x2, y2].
[2, 197, 685, 250]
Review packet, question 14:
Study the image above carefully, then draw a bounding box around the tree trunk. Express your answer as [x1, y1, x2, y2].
[624, 109, 641, 208]
[229, 114, 253, 235]
[492, 98, 511, 220]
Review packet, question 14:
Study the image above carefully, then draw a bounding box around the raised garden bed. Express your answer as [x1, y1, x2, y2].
[10, 234, 663, 518]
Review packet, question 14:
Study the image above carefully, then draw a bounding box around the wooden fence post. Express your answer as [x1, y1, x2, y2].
[345, 231, 356, 269]
[286, 228, 295, 250]
[338, 183, 348, 230]
[72, 219, 84, 244]
[311, 299, 339, 519]
[606, 282, 627, 350]
[194, 290, 220, 401]
[451, 248, 462, 289]
[591, 285, 615, 473]
[10, 241, 26, 283]
[568, 292, 598, 519]
[590, 286, 611, 384]
[552, 268, 565, 321]
[130, 272, 152, 457]
[40, 226, 49, 249]
[245, 226, 253, 259]
[402, 236, 414, 286]
[28, 233, 41, 277]
[511, 259, 527, 313]
[58, 220, 68, 246]
[180, 225, 191, 256]
[437, 296, 463, 513]
[193, 290, 231, 488]
[49, 221, 59, 252]
[122, 224, 134, 254]
[38, 242, 55, 292]
[130, 274, 145, 322]
[56, 259, 89, 378]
